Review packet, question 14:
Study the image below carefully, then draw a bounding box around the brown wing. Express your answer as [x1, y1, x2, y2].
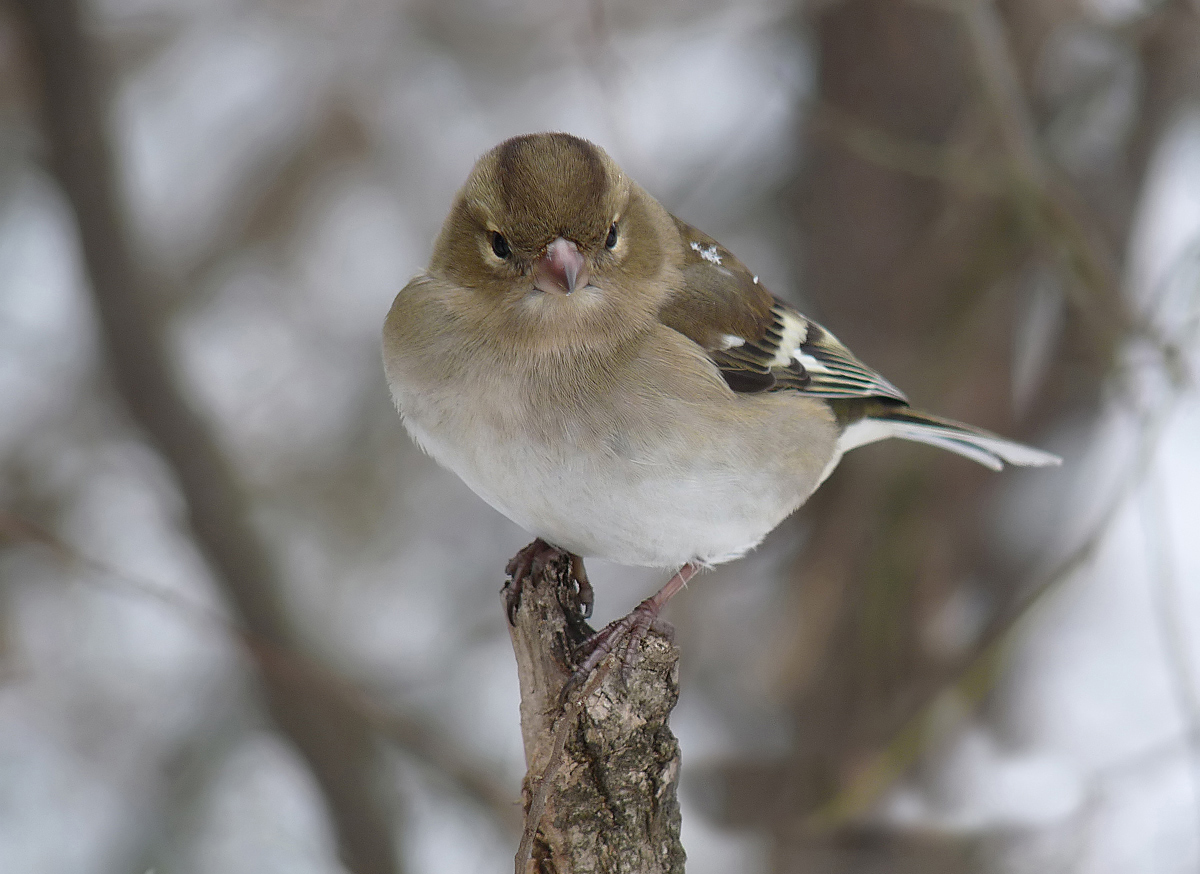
[659, 216, 908, 403]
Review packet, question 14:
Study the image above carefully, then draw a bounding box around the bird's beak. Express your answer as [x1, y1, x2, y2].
[533, 237, 590, 295]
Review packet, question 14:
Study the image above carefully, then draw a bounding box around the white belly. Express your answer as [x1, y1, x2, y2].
[400, 405, 807, 569]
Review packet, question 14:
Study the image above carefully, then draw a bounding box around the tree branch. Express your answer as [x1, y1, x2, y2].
[505, 549, 685, 874]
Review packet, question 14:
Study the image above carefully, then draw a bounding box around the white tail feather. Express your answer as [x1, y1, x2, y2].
[836, 413, 1062, 471]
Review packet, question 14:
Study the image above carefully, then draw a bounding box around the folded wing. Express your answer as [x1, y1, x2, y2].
[659, 216, 1060, 470]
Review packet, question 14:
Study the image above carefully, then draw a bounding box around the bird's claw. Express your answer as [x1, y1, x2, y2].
[503, 539, 591, 624]
[558, 604, 674, 707]
[556, 562, 697, 708]
[569, 553, 594, 619]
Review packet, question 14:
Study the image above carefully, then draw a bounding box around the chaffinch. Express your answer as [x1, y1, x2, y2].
[383, 132, 1059, 665]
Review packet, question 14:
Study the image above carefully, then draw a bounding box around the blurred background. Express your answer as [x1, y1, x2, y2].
[1, 0, 1199, 871]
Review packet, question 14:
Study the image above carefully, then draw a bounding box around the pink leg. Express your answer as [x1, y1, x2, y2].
[563, 563, 699, 700]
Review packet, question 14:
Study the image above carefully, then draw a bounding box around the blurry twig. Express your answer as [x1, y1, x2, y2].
[888, 0, 1181, 369]
[930, 0, 1043, 185]
[812, 103, 1011, 195]
[172, 102, 372, 318]
[807, 384, 1181, 829]
[785, 0, 1200, 859]
[0, 510, 235, 629]
[952, 0, 1182, 362]
[0, 510, 521, 833]
[806, 250, 1200, 825]
[11, 1, 402, 869]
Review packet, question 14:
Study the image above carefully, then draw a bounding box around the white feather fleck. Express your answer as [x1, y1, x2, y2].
[690, 241, 723, 265]
[752, 275, 759, 284]
[719, 334, 746, 349]
[794, 350, 831, 373]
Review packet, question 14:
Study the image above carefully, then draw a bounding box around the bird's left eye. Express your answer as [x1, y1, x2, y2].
[605, 223, 619, 250]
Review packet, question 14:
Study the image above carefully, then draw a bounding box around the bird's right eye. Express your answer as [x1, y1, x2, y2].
[489, 231, 511, 259]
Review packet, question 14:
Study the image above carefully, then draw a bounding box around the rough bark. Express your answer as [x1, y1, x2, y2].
[505, 549, 685, 874]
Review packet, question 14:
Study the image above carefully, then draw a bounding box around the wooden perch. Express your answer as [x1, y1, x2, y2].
[505, 548, 685, 874]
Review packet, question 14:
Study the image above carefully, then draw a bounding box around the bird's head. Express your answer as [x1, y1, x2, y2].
[427, 132, 678, 356]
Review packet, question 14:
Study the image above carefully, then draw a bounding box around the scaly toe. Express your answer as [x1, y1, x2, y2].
[504, 538, 562, 624]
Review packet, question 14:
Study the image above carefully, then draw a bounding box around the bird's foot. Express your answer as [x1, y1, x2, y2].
[503, 539, 592, 624]
[562, 607, 673, 702]
[559, 562, 697, 705]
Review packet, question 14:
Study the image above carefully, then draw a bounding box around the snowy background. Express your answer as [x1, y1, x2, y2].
[1, 0, 1198, 872]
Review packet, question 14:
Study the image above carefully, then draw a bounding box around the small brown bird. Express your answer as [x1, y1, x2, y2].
[383, 132, 1059, 668]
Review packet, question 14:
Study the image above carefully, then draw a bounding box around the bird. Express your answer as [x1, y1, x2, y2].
[382, 131, 1060, 674]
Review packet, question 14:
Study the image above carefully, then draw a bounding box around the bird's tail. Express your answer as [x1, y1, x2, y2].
[840, 406, 1062, 471]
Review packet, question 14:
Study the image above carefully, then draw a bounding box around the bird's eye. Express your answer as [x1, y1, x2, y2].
[605, 222, 619, 250]
[490, 231, 511, 259]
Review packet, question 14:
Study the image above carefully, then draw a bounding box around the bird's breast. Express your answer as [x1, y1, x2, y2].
[390, 347, 837, 568]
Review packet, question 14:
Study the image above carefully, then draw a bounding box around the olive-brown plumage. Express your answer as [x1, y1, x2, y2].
[383, 132, 1059, 590]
